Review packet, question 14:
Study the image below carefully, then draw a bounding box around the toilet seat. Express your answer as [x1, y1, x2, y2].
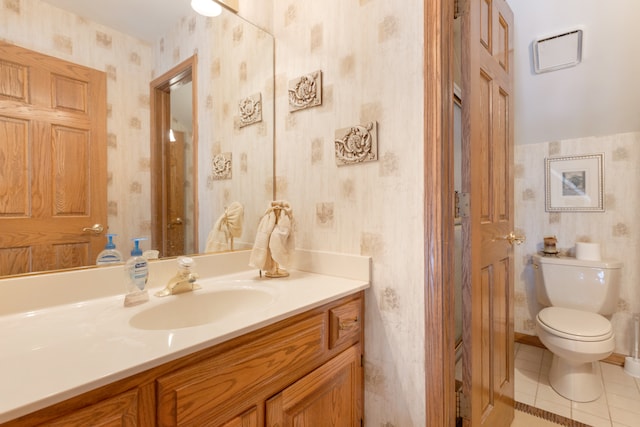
[537, 307, 612, 342]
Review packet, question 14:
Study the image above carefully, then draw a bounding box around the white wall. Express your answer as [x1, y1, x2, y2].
[507, 0, 640, 145]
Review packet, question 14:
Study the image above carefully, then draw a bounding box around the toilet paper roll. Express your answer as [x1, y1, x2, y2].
[575, 242, 601, 261]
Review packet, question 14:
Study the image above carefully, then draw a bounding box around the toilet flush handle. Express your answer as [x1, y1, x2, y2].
[498, 232, 526, 246]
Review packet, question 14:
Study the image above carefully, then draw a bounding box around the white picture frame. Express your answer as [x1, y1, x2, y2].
[545, 154, 604, 212]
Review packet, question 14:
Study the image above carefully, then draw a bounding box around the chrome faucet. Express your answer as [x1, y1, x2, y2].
[155, 256, 201, 297]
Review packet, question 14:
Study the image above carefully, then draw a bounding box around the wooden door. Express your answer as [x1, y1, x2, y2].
[266, 345, 362, 427]
[0, 42, 106, 276]
[166, 130, 185, 257]
[461, 0, 515, 425]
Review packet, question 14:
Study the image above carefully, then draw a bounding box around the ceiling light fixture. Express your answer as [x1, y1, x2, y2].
[191, 0, 223, 17]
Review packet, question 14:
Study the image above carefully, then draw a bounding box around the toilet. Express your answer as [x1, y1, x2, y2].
[532, 254, 622, 402]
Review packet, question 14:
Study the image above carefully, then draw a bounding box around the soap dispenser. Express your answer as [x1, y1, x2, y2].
[96, 234, 123, 265]
[124, 237, 149, 307]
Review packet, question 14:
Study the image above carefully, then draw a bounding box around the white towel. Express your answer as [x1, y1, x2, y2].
[205, 202, 244, 252]
[249, 209, 277, 270]
[269, 208, 295, 268]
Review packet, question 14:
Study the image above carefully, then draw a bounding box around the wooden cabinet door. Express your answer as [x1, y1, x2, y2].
[266, 345, 363, 427]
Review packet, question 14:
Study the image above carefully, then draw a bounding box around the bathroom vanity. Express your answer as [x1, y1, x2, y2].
[0, 250, 369, 426]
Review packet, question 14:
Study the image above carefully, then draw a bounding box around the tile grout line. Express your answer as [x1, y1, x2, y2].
[598, 361, 613, 426]
[533, 349, 544, 408]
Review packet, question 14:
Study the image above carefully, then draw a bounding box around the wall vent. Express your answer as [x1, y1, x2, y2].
[533, 29, 583, 74]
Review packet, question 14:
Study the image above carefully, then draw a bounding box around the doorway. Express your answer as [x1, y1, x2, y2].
[150, 56, 198, 258]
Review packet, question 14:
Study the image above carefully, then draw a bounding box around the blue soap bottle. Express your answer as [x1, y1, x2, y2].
[124, 237, 149, 307]
[96, 234, 123, 265]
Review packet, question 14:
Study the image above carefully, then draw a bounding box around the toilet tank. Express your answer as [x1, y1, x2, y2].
[532, 254, 622, 315]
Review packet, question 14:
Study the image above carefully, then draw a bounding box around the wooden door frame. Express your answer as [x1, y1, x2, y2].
[424, 0, 456, 425]
[150, 55, 199, 257]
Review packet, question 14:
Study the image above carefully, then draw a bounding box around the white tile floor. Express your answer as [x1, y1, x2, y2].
[515, 343, 640, 427]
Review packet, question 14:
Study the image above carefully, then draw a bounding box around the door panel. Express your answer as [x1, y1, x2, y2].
[478, 70, 492, 223]
[496, 88, 509, 220]
[0, 116, 29, 215]
[462, 0, 515, 425]
[0, 42, 106, 276]
[53, 126, 90, 215]
[166, 130, 185, 257]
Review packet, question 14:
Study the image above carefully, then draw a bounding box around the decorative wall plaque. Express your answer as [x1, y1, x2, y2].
[334, 121, 378, 166]
[288, 70, 322, 112]
[238, 93, 262, 127]
[212, 152, 232, 180]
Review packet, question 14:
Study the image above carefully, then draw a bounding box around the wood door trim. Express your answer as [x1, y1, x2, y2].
[423, 0, 456, 425]
[150, 55, 199, 256]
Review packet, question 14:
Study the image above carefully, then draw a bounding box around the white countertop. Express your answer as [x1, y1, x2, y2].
[0, 253, 370, 423]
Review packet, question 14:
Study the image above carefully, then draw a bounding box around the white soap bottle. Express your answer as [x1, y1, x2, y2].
[124, 237, 149, 307]
[96, 233, 123, 265]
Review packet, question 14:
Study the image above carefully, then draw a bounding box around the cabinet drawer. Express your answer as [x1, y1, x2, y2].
[329, 297, 362, 349]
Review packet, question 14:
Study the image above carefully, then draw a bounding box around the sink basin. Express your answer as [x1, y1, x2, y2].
[129, 286, 276, 330]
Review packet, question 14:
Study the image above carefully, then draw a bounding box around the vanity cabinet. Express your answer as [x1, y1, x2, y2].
[1, 292, 363, 427]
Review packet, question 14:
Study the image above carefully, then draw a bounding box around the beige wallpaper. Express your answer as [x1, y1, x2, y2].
[514, 131, 640, 355]
[0, 0, 153, 256]
[271, 1, 426, 425]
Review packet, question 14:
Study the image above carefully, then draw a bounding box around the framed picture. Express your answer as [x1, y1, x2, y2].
[545, 154, 604, 212]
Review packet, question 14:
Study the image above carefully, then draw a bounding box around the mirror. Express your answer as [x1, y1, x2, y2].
[0, 1, 274, 276]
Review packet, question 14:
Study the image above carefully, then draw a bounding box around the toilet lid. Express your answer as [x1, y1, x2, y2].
[537, 307, 612, 341]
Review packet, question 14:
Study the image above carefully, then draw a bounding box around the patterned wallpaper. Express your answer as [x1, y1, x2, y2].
[514, 131, 640, 355]
[271, 1, 426, 425]
[0, 0, 153, 255]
